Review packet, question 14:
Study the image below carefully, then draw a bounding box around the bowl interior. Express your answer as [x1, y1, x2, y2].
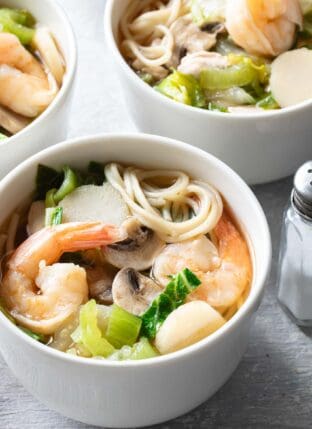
[0, 134, 270, 321]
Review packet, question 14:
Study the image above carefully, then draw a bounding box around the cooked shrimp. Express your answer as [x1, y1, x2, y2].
[0, 33, 57, 117]
[153, 214, 252, 308]
[225, 0, 303, 57]
[0, 222, 122, 335]
[0, 33, 47, 79]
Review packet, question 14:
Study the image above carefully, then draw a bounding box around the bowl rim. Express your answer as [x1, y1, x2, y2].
[104, 0, 312, 120]
[0, 133, 272, 367]
[0, 0, 77, 147]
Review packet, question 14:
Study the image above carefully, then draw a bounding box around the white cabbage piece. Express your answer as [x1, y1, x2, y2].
[191, 0, 227, 26]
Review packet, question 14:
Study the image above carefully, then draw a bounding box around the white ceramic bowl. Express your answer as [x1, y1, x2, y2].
[0, 0, 77, 179]
[0, 134, 271, 428]
[105, 0, 312, 185]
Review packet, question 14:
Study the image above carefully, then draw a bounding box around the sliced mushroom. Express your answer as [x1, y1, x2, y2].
[168, 16, 224, 68]
[86, 264, 117, 305]
[178, 51, 228, 77]
[103, 218, 165, 271]
[112, 268, 163, 316]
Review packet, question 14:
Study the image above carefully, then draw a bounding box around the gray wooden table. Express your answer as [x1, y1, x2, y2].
[1, 1, 311, 428]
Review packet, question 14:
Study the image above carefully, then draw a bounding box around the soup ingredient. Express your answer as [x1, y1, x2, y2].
[178, 51, 228, 78]
[46, 166, 78, 207]
[0, 33, 58, 117]
[155, 300, 225, 354]
[256, 93, 280, 110]
[154, 214, 252, 308]
[0, 8, 35, 45]
[0, 222, 122, 334]
[105, 163, 223, 243]
[0, 105, 30, 135]
[112, 268, 163, 316]
[104, 218, 164, 270]
[141, 268, 201, 339]
[199, 56, 268, 91]
[32, 27, 65, 86]
[105, 304, 142, 348]
[155, 70, 205, 107]
[153, 235, 220, 286]
[87, 264, 116, 305]
[270, 48, 312, 107]
[191, 0, 227, 26]
[108, 337, 158, 361]
[59, 183, 129, 226]
[78, 300, 114, 357]
[225, 0, 303, 57]
[27, 201, 45, 235]
[45, 206, 63, 226]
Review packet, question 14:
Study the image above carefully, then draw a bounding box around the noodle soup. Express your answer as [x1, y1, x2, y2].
[0, 5, 65, 140]
[119, 0, 312, 113]
[0, 161, 252, 360]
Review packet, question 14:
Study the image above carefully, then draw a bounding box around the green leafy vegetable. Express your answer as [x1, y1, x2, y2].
[35, 164, 63, 201]
[78, 300, 115, 357]
[141, 268, 201, 339]
[53, 166, 79, 204]
[106, 304, 142, 348]
[191, 0, 226, 26]
[155, 70, 206, 107]
[0, 8, 35, 44]
[44, 166, 78, 207]
[256, 93, 280, 110]
[108, 337, 159, 361]
[45, 206, 63, 226]
[200, 55, 269, 94]
[83, 161, 106, 185]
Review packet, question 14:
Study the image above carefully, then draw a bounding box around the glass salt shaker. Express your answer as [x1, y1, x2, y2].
[277, 161, 312, 326]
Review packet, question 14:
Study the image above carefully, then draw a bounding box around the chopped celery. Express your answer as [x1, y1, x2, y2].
[191, 0, 226, 26]
[138, 72, 154, 85]
[35, 164, 62, 201]
[0, 8, 35, 45]
[200, 55, 269, 93]
[0, 132, 8, 141]
[53, 166, 79, 204]
[141, 268, 201, 339]
[106, 304, 142, 349]
[108, 337, 159, 361]
[45, 206, 63, 226]
[256, 93, 280, 110]
[79, 300, 115, 357]
[155, 71, 205, 107]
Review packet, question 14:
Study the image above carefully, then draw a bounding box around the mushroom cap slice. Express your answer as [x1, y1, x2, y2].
[87, 264, 117, 305]
[103, 218, 165, 271]
[112, 268, 163, 316]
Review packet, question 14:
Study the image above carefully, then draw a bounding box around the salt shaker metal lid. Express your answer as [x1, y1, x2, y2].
[292, 160, 312, 219]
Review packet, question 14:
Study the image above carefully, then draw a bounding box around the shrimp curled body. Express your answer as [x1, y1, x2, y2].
[0, 33, 58, 117]
[153, 214, 252, 309]
[0, 222, 122, 335]
[225, 0, 303, 57]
